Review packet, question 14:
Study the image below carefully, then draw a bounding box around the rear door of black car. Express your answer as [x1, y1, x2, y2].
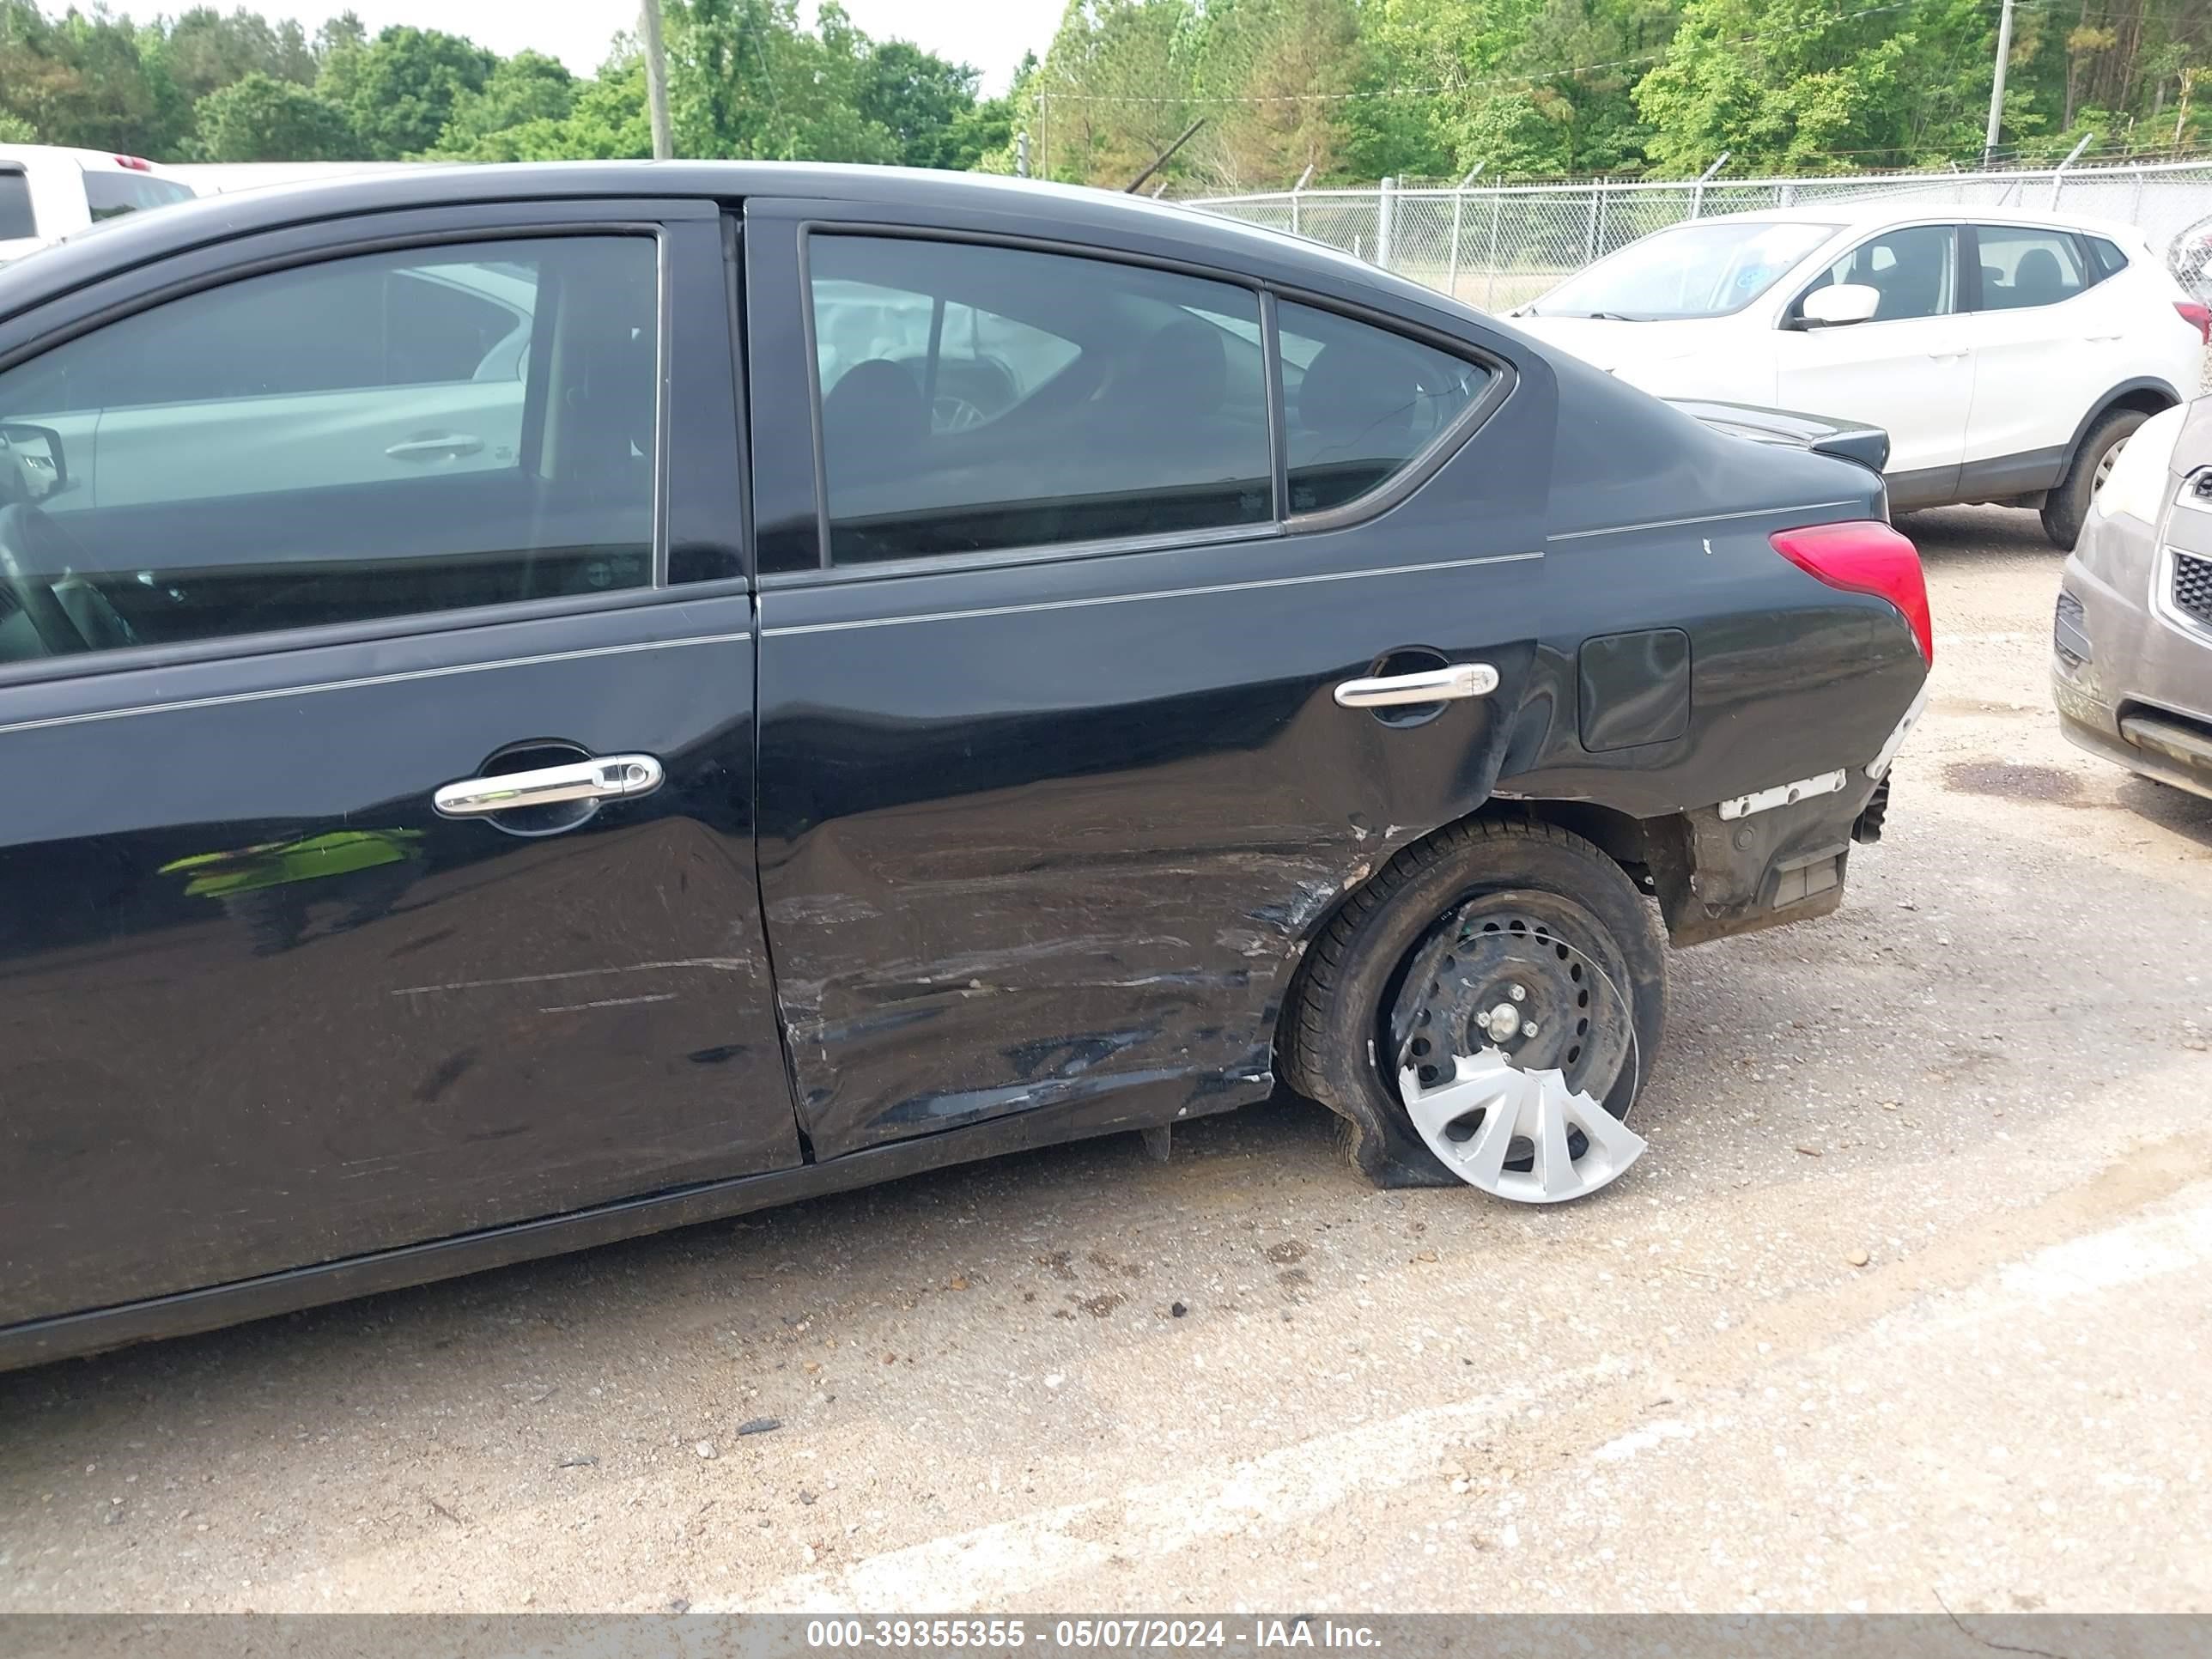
[0, 198, 798, 1327]
[744, 195, 1558, 1159]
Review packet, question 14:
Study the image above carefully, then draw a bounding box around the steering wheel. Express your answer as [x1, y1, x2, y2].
[0, 501, 104, 657]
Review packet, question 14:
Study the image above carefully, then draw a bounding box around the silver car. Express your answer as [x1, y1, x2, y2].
[2054, 397, 2212, 797]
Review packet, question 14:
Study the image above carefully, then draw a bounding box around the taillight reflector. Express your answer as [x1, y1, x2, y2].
[1770, 520, 1933, 665]
[2178, 301, 2211, 346]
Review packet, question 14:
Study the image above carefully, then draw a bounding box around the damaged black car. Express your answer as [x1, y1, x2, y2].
[0, 164, 1928, 1367]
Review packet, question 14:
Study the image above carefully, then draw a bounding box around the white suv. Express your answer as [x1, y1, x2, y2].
[0, 144, 196, 266]
[1511, 201, 2210, 547]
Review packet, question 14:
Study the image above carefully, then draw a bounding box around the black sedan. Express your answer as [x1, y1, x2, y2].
[0, 164, 1930, 1369]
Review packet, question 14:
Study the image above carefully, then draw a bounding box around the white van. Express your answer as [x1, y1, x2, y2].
[0, 144, 197, 265]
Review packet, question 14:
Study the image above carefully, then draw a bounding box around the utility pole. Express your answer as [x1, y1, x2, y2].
[1983, 0, 2014, 167]
[641, 0, 674, 161]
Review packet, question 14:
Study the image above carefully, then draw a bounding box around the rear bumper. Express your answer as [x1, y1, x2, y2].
[1651, 688, 1922, 946]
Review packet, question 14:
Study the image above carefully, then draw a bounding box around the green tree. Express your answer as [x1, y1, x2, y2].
[160, 7, 315, 104]
[429, 50, 576, 156]
[1633, 0, 2003, 173]
[854, 39, 981, 168]
[194, 70, 358, 161]
[335, 25, 495, 160]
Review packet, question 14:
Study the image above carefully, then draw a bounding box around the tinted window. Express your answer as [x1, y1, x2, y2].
[0, 235, 657, 665]
[2087, 236, 2129, 278]
[810, 235, 1272, 565]
[1803, 225, 1956, 322]
[1975, 226, 2088, 311]
[1279, 301, 1489, 514]
[82, 170, 194, 221]
[15, 258, 536, 412]
[0, 171, 33, 240]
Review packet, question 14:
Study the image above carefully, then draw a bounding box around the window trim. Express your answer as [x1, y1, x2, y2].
[782, 221, 1511, 586]
[0, 222, 678, 684]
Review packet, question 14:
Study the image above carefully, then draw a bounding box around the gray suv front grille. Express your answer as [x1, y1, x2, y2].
[2177, 552, 2212, 630]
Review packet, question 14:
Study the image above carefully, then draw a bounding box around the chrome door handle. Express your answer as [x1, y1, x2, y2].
[386, 433, 484, 461]
[1334, 662, 1498, 708]
[434, 754, 665, 817]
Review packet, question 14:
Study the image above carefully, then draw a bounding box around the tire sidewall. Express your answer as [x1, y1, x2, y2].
[2045, 408, 2149, 549]
[1294, 824, 1666, 1188]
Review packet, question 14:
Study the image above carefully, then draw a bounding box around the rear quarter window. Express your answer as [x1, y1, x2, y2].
[82, 170, 194, 222]
[0, 171, 34, 240]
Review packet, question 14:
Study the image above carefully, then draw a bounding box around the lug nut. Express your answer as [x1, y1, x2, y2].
[1509, 984, 1527, 1002]
[1524, 1022, 1540, 1036]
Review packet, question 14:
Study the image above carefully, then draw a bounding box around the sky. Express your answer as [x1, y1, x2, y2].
[113, 2, 1063, 94]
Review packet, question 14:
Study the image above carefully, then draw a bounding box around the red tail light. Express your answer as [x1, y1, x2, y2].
[2178, 301, 2212, 345]
[1770, 520, 1933, 665]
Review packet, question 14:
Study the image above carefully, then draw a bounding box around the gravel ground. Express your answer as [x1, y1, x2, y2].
[3, 504, 2209, 1617]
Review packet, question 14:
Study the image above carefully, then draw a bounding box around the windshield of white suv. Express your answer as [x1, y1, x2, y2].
[82, 170, 193, 222]
[1527, 219, 1839, 320]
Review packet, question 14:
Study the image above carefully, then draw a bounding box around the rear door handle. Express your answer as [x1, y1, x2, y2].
[386, 433, 484, 461]
[434, 754, 665, 817]
[1334, 663, 1498, 708]
[1927, 349, 1969, 361]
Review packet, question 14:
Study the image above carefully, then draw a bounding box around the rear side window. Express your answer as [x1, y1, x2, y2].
[1279, 301, 1490, 514]
[82, 170, 194, 222]
[1975, 227, 2089, 311]
[809, 235, 1273, 565]
[2087, 236, 2130, 278]
[0, 234, 658, 666]
[0, 171, 34, 241]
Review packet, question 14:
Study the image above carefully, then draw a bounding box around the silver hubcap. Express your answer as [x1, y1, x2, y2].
[1399, 1048, 1646, 1203]
[2094, 433, 2129, 494]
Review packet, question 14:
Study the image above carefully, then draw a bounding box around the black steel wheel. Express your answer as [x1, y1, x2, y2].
[1281, 818, 1666, 1193]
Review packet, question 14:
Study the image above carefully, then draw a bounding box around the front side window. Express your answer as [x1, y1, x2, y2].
[0, 234, 658, 665]
[82, 169, 194, 222]
[1975, 226, 2089, 312]
[1279, 302, 1490, 514]
[1528, 220, 1839, 321]
[1802, 225, 1957, 322]
[810, 235, 1273, 565]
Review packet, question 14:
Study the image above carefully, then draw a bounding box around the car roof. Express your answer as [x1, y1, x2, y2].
[0, 161, 1440, 325]
[0, 143, 165, 173]
[1694, 193, 2148, 242]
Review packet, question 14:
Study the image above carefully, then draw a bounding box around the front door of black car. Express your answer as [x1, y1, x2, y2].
[0, 201, 797, 1327]
[744, 201, 1557, 1160]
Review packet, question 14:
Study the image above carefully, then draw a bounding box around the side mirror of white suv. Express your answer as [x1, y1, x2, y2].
[1796, 283, 1882, 329]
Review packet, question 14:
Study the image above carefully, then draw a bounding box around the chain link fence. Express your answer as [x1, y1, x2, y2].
[1189, 159, 2212, 313]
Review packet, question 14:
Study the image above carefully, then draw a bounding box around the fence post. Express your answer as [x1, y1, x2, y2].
[1583, 184, 1600, 263]
[1483, 191, 1502, 309]
[1445, 164, 1482, 301]
[2050, 132, 2094, 209]
[1376, 175, 1396, 269]
[1690, 150, 1729, 220]
[1290, 161, 1313, 240]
